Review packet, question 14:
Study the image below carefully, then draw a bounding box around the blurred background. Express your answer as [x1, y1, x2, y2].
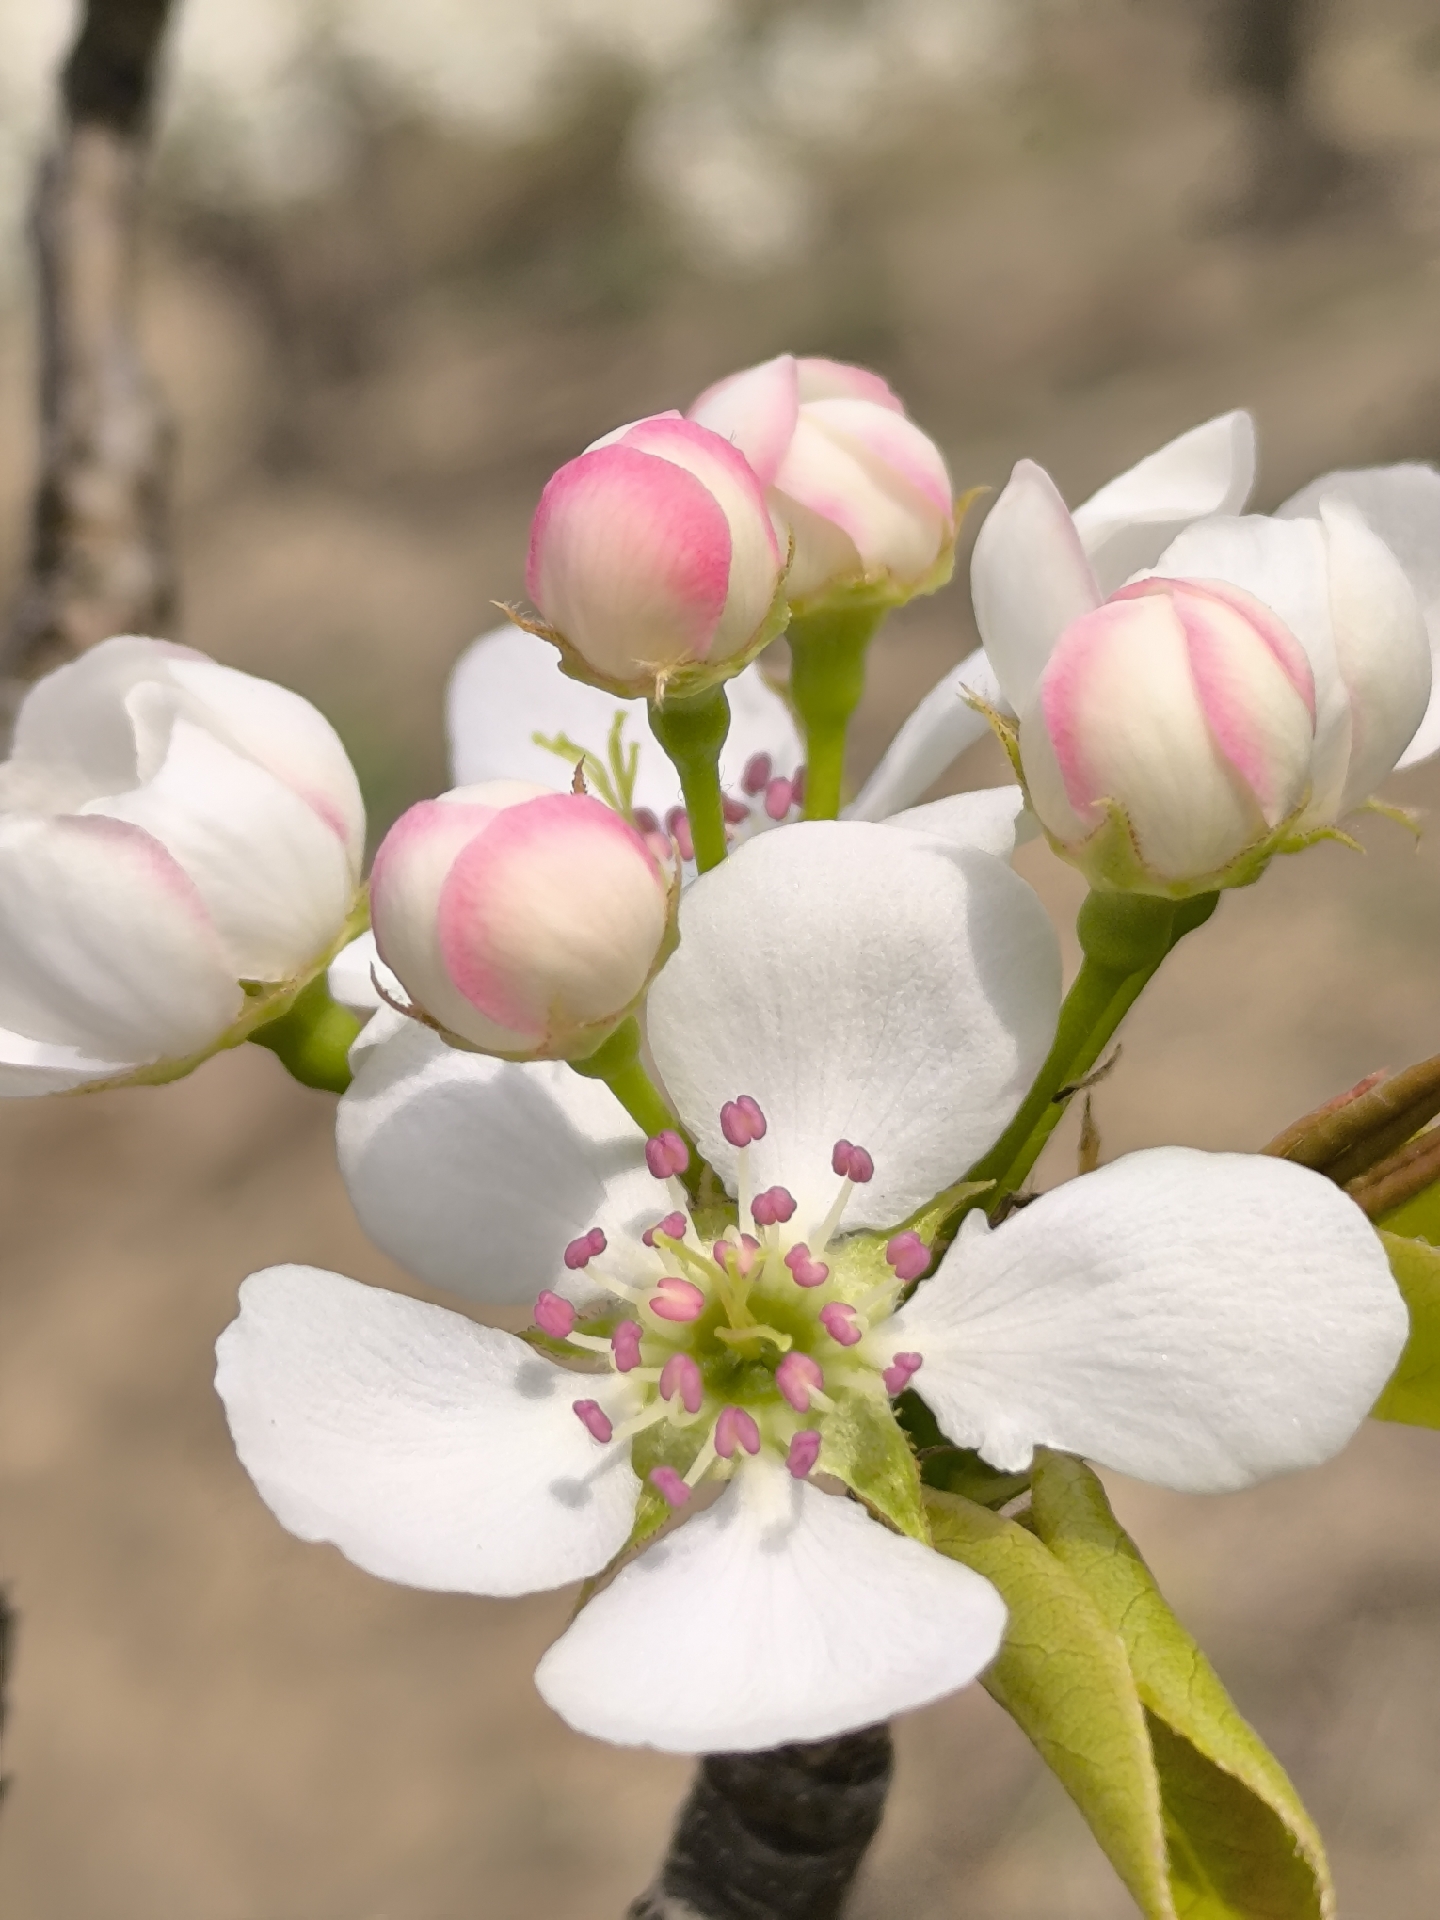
[3, 0, 1440, 1913]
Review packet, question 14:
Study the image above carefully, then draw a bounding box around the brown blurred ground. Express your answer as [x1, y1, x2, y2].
[5, 3, 1440, 1914]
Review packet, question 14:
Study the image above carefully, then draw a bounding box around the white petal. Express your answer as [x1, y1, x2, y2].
[446, 623, 799, 814]
[889, 1148, 1407, 1494]
[1279, 465, 1440, 770]
[216, 1265, 640, 1595]
[85, 716, 355, 981]
[971, 461, 1101, 711]
[535, 1460, 1006, 1752]
[646, 821, 1061, 1235]
[847, 647, 1004, 821]
[0, 1024, 134, 1096]
[336, 1019, 659, 1305]
[0, 814, 239, 1060]
[882, 786, 1028, 861]
[1073, 411, 1257, 594]
[327, 929, 397, 1015]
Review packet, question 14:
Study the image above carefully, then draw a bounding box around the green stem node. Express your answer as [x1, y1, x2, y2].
[788, 602, 888, 821]
[648, 684, 732, 872]
[249, 972, 362, 1095]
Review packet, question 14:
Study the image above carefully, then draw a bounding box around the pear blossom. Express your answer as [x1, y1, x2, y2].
[369, 780, 674, 1062]
[688, 354, 956, 609]
[526, 413, 787, 697]
[221, 817, 1404, 1754]
[970, 456, 1430, 892]
[0, 636, 365, 1095]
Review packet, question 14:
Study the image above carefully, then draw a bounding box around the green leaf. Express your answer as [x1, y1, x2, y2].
[1370, 1231, 1440, 1429]
[1029, 1452, 1331, 1920]
[819, 1389, 928, 1542]
[925, 1487, 1177, 1919]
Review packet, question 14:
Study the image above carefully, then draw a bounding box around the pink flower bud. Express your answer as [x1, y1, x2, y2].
[370, 781, 673, 1061]
[690, 355, 955, 608]
[1019, 578, 1317, 887]
[525, 414, 786, 693]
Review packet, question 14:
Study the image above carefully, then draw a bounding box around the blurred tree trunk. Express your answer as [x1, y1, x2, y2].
[628, 1726, 894, 1920]
[1, 0, 178, 727]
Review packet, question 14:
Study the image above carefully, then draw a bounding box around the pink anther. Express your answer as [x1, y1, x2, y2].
[611, 1320, 643, 1371]
[722, 793, 751, 825]
[791, 765, 806, 806]
[666, 807, 695, 863]
[646, 1130, 690, 1180]
[831, 1140, 874, 1183]
[642, 1210, 689, 1249]
[720, 1094, 767, 1147]
[563, 1226, 607, 1269]
[633, 807, 661, 835]
[572, 1399, 613, 1443]
[660, 1351, 705, 1415]
[751, 1185, 796, 1227]
[714, 1406, 762, 1459]
[784, 1242, 829, 1288]
[650, 1465, 691, 1508]
[712, 1233, 761, 1277]
[776, 1351, 824, 1412]
[764, 776, 794, 821]
[882, 1351, 924, 1397]
[820, 1302, 862, 1347]
[742, 751, 772, 796]
[534, 1290, 576, 1339]
[650, 1276, 706, 1322]
[885, 1231, 930, 1282]
[786, 1428, 822, 1478]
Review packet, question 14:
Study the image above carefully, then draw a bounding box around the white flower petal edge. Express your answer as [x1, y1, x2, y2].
[1279, 462, 1440, 769]
[446, 622, 801, 813]
[847, 647, 1002, 821]
[647, 821, 1061, 1234]
[886, 1148, 1406, 1494]
[971, 460, 1102, 713]
[535, 1459, 1007, 1753]
[216, 1265, 640, 1593]
[0, 1025, 137, 1097]
[327, 928, 399, 1018]
[335, 1021, 656, 1305]
[883, 786, 1030, 862]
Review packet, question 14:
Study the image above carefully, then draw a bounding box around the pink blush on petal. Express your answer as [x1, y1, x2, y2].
[1038, 601, 1152, 819]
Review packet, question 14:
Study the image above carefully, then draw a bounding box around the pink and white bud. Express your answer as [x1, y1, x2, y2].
[370, 780, 674, 1062]
[525, 413, 786, 695]
[0, 636, 365, 1095]
[689, 354, 955, 609]
[1018, 578, 1318, 890]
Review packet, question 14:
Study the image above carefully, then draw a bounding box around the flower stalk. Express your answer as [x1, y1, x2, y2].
[788, 603, 887, 822]
[649, 684, 733, 871]
[570, 1016, 684, 1148]
[249, 973, 362, 1095]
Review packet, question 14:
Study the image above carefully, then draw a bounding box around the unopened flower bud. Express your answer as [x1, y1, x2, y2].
[370, 781, 674, 1061]
[1019, 578, 1317, 893]
[689, 354, 956, 611]
[525, 413, 787, 698]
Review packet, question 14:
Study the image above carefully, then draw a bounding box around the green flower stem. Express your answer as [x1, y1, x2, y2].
[648, 684, 732, 872]
[249, 973, 362, 1095]
[787, 602, 888, 822]
[571, 1014, 686, 1147]
[964, 890, 1219, 1202]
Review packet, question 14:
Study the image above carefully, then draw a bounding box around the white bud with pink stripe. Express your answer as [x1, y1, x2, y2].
[525, 413, 787, 698]
[369, 780, 675, 1061]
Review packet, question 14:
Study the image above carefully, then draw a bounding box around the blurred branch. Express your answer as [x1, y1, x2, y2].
[0, 1590, 13, 1815]
[1, 0, 179, 723]
[628, 1726, 893, 1920]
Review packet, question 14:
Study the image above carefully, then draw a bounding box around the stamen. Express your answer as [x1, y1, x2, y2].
[791, 765, 807, 807]
[831, 1140, 874, 1183]
[611, 1320, 644, 1371]
[646, 1131, 690, 1180]
[712, 1233, 761, 1277]
[632, 806, 661, 835]
[819, 1302, 863, 1348]
[650, 1465, 691, 1509]
[660, 1351, 705, 1415]
[722, 793, 750, 825]
[786, 1429, 822, 1479]
[742, 751, 772, 795]
[572, 1399, 613, 1444]
[650, 1276, 706, 1323]
[684, 1433, 719, 1488]
[643, 1210, 689, 1249]
[776, 1351, 824, 1413]
[784, 1242, 829, 1288]
[534, 1290, 576, 1339]
[714, 1323, 791, 1353]
[886, 1232, 930, 1282]
[720, 1095, 768, 1147]
[883, 1352, 924, 1396]
[665, 807, 695, 863]
[751, 1185, 796, 1228]
[714, 1406, 762, 1459]
[563, 1227, 607, 1270]
[764, 776, 794, 820]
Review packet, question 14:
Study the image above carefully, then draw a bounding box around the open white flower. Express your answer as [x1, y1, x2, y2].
[220, 816, 1404, 1755]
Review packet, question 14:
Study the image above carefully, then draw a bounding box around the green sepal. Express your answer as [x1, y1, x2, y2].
[1029, 1452, 1332, 1919]
[895, 1392, 1029, 1507]
[623, 1420, 713, 1556]
[1375, 1181, 1440, 1246]
[817, 1388, 928, 1543]
[1370, 1230, 1440, 1429]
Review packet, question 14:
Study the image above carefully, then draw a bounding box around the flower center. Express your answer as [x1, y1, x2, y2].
[532, 1096, 927, 1509]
